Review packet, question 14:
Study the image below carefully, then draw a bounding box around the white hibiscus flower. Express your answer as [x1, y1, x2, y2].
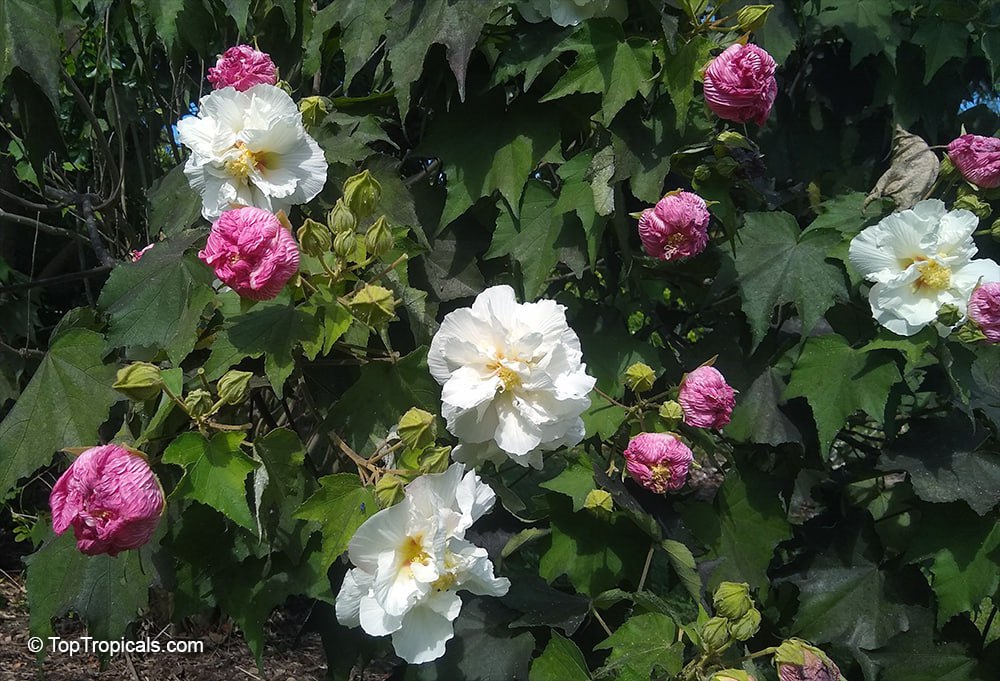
[176, 84, 327, 220]
[427, 285, 596, 469]
[335, 464, 509, 664]
[848, 199, 1000, 336]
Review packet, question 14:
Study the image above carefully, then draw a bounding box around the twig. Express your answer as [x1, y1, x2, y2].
[0, 208, 88, 243]
[81, 195, 115, 266]
[403, 159, 441, 187]
[637, 543, 655, 593]
[0, 339, 44, 359]
[61, 67, 120, 196]
[591, 607, 613, 637]
[0, 265, 112, 294]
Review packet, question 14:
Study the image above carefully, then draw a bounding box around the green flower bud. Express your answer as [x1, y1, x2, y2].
[416, 445, 452, 474]
[956, 320, 988, 343]
[113, 362, 163, 401]
[953, 194, 992, 219]
[713, 581, 753, 620]
[343, 169, 382, 218]
[717, 130, 750, 149]
[658, 400, 684, 423]
[333, 230, 358, 260]
[936, 303, 963, 327]
[774, 639, 845, 681]
[583, 489, 614, 513]
[297, 218, 332, 257]
[708, 670, 755, 681]
[694, 164, 712, 181]
[348, 284, 396, 327]
[375, 473, 406, 508]
[328, 198, 357, 234]
[184, 389, 216, 419]
[397, 407, 437, 451]
[217, 370, 253, 405]
[365, 216, 395, 258]
[729, 607, 761, 641]
[298, 96, 330, 130]
[701, 616, 731, 651]
[735, 4, 773, 32]
[624, 362, 656, 393]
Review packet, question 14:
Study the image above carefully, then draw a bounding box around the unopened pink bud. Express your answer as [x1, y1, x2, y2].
[947, 134, 1000, 189]
[678, 366, 736, 429]
[969, 281, 1000, 342]
[703, 44, 778, 126]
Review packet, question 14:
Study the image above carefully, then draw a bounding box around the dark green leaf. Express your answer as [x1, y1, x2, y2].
[725, 368, 803, 446]
[294, 473, 376, 568]
[594, 613, 683, 681]
[530, 632, 590, 681]
[539, 453, 596, 512]
[0, 0, 61, 104]
[147, 164, 203, 237]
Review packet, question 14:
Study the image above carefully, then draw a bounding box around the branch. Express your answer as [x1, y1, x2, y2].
[0, 265, 112, 294]
[0, 339, 44, 359]
[0, 208, 88, 243]
[81, 195, 115, 266]
[60, 66, 120, 197]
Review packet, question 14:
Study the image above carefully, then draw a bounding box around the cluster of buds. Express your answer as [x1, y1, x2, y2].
[114, 363, 253, 428]
[297, 170, 395, 263]
[701, 582, 762, 652]
[375, 407, 452, 507]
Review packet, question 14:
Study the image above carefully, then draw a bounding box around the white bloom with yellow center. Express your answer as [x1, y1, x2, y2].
[848, 199, 1000, 336]
[176, 84, 327, 220]
[335, 464, 509, 664]
[428, 285, 596, 468]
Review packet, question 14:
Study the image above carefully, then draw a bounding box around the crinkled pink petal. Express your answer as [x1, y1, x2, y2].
[198, 206, 300, 300]
[947, 134, 1000, 189]
[623, 433, 693, 493]
[49, 445, 164, 557]
[207, 45, 278, 92]
[678, 366, 736, 429]
[638, 191, 711, 261]
[703, 44, 778, 126]
[969, 282, 1000, 342]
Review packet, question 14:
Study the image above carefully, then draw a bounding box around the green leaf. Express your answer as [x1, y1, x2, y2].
[883, 417, 1000, 516]
[661, 539, 702, 605]
[220, 0, 249, 33]
[98, 231, 215, 364]
[802, 191, 871, 235]
[25, 530, 154, 641]
[869, 619, 982, 681]
[485, 179, 563, 299]
[0, 0, 61, 104]
[0, 329, 119, 503]
[554, 150, 607, 265]
[418, 93, 560, 230]
[326, 347, 440, 456]
[142, 0, 187, 50]
[504, 574, 590, 634]
[725, 368, 803, 446]
[904, 503, 1000, 626]
[813, 0, 899, 66]
[328, 0, 393, 83]
[541, 19, 653, 125]
[162, 432, 259, 531]
[785, 335, 901, 455]
[539, 453, 596, 512]
[594, 613, 683, 681]
[530, 632, 590, 681]
[682, 463, 792, 595]
[662, 36, 713, 132]
[386, 0, 505, 112]
[912, 21, 967, 84]
[490, 23, 575, 89]
[225, 295, 320, 396]
[733, 211, 848, 345]
[252, 428, 308, 552]
[148, 163, 203, 237]
[294, 473, 376, 568]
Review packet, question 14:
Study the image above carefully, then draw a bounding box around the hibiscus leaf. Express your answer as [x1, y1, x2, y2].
[162, 431, 259, 532]
[812, 0, 900, 66]
[539, 453, 596, 512]
[147, 164, 203, 237]
[24, 530, 155, 642]
[540, 19, 653, 125]
[786, 335, 902, 456]
[594, 612, 684, 681]
[98, 231, 215, 364]
[530, 631, 591, 681]
[0, 0, 62, 104]
[681, 463, 792, 595]
[869, 617, 982, 681]
[0, 329, 120, 503]
[662, 35, 714, 132]
[293, 473, 376, 569]
[733, 211, 848, 345]
[725, 368, 803, 446]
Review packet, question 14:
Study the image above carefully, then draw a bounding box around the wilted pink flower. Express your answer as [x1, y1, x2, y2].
[969, 282, 1000, 342]
[207, 45, 278, 91]
[703, 43, 778, 126]
[775, 641, 844, 681]
[679, 365, 736, 429]
[947, 134, 1000, 189]
[131, 244, 154, 262]
[199, 206, 299, 300]
[638, 191, 711, 261]
[50, 445, 164, 557]
[624, 433, 693, 493]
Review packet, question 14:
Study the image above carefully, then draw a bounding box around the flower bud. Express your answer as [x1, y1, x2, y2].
[583, 489, 614, 513]
[713, 581, 753, 620]
[113, 363, 163, 401]
[298, 95, 330, 129]
[730, 607, 761, 641]
[184, 389, 216, 419]
[297, 218, 333, 257]
[694, 164, 712, 181]
[658, 400, 684, 423]
[397, 407, 437, 451]
[773, 639, 845, 681]
[936, 303, 963, 327]
[701, 616, 731, 651]
[717, 130, 750, 149]
[343, 169, 382, 218]
[956, 320, 988, 343]
[333, 230, 358, 260]
[969, 281, 1000, 343]
[624, 362, 656, 393]
[348, 284, 396, 327]
[416, 445, 452, 474]
[217, 370, 253, 405]
[735, 4, 773, 32]
[375, 473, 406, 507]
[365, 216, 395, 257]
[953, 194, 992, 219]
[680, 366, 736, 429]
[709, 670, 755, 681]
[328, 198, 357, 234]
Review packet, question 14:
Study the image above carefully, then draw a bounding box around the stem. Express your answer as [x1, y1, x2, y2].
[365, 253, 409, 286]
[983, 604, 998, 649]
[637, 543, 655, 593]
[593, 386, 629, 409]
[160, 383, 193, 418]
[591, 607, 613, 638]
[0, 208, 88, 243]
[735, 646, 779, 663]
